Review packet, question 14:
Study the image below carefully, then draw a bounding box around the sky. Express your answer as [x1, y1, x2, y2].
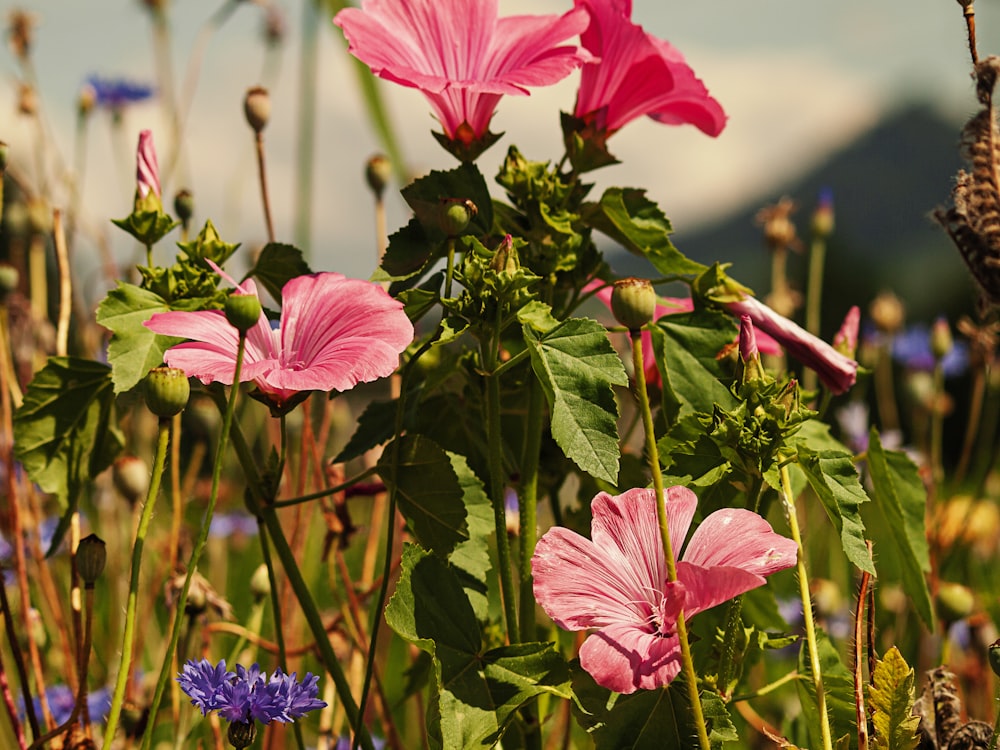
[1, 0, 995, 298]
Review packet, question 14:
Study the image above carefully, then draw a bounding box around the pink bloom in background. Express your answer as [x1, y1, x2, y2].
[334, 0, 591, 146]
[724, 295, 858, 394]
[136, 129, 160, 199]
[833, 305, 860, 358]
[145, 272, 413, 409]
[532, 487, 796, 694]
[573, 0, 725, 137]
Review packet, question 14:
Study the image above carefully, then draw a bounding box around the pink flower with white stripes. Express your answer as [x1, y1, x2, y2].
[136, 129, 160, 199]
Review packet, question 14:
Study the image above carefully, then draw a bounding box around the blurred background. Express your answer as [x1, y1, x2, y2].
[0, 0, 994, 329]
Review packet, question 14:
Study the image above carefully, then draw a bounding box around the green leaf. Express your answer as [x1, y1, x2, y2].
[446, 452, 493, 620]
[377, 435, 467, 556]
[402, 162, 494, 239]
[517, 300, 560, 334]
[374, 218, 437, 283]
[333, 399, 397, 464]
[650, 310, 738, 418]
[583, 188, 706, 276]
[795, 444, 876, 575]
[386, 545, 570, 748]
[96, 282, 183, 393]
[523, 318, 628, 484]
[244, 242, 312, 303]
[13, 358, 124, 519]
[796, 630, 858, 749]
[865, 429, 934, 629]
[869, 647, 920, 750]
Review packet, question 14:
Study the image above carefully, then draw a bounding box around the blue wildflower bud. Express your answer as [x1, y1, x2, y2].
[76, 534, 107, 587]
[144, 367, 191, 418]
[224, 292, 262, 333]
[611, 277, 656, 331]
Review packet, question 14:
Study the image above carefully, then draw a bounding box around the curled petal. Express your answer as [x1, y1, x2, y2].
[578, 623, 682, 694]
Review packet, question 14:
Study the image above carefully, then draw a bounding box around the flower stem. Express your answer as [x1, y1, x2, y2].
[140, 336, 247, 750]
[930, 361, 945, 488]
[518, 379, 544, 642]
[630, 330, 710, 750]
[802, 234, 827, 393]
[779, 463, 833, 750]
[254, 131, 276, 243]
[104, 417, 171, 749]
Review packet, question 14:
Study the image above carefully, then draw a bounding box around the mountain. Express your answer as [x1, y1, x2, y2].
[608, 104, 977, 332]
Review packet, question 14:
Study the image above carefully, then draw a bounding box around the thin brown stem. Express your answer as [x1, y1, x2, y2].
[966, 4, 979, 66]
[853, 543, 873, 750]
[255, 132, 276, 243]
[52, 210, 71, 357]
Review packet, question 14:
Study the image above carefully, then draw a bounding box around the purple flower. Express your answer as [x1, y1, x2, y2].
[84, 76, 154, 110]
[177, 659, 326, 726]
[20, 684, 112, 725]
[209, 513, 259, 539]
[891, 324, 969, 377]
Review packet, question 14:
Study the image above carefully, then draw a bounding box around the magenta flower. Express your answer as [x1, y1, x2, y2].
[833, 305, 860, 358]
[145, 271, 413, 412]
[572, 0, 725, 138]
[532, 487, 796, 694]
[334, 0, 591, 157]
[724, 295, 858, 394]
[137, 129, 160, 199]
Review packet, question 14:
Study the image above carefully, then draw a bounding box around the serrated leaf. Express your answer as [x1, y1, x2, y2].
[869, 647, 920, 750]
[795, 445, 876, 574]
[244, 242, 312, 303]
[865, 428, 934, 630]
[796, 630, 858, 749]
[386, 545, 570, 748]
[13, 358, 124, 529]
[377, 435, 467, 555]
[333, 399, 397, 464]
[402, 162, 494, 239]
[583, 187, 706, 276]
[374, 218, 438, 283]
[96, 282, 184, 392]
[517, 300, 560, 334]
[446, 452, 493, 620]
[523, 318, 627, 484]
[650, 310, 738, 419]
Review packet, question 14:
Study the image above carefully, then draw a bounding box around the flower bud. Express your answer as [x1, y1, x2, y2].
[869, 290, 905, 335]
[224, 292, 263, 333]
[113, 455, 150, 506]
[250, 564, 271, 600]
[931, 317, 954, 360]
[739, 314, 765, 383]
[174, 189, 194, 225]
[365, 154, 391, 198]
[936, 581, 975, 625]
[611, 278, 656, 331]
[0, 264, 20, 300]
[989, 638, 1000, 677]
[17, 83, 37, 116]
[228, 720, 257, 749]
[491, 234, 519, 274]
[438, 198, 477, 236]
[833, 306, 860, 358]
[244, 86, 270, 133]
[811, 189, 835, 238]
[76, 534, 107, 587]
[136, 130, 161, 200]
[77, 84, 96, 117]
[144, 367, 190, 418]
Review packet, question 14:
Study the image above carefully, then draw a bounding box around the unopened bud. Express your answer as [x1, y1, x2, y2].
[173, 189, 194, 225]
[113, 455, 150, 505]
[77, 84, 96, 118]
[833, 306, 860, 358]
[76, 534, 107, 586]
[0, 264, 20, 300]
[228, 721, 257, 750]
[244, 86, 270, 133]
[931, 317, 954, 360]
[811, 189, 835, 238]
[144, 367, 190, 418]
[611, 278, 656, 331]
[491, 234, 519, 273]
[739, 314, 765, 383]
[17, 83, 37, 116]
[250, 564, 271, 600]
[870, 291, 905, 335]
[365, 154, 391, 198]
[438, 198, 477, 236]
[936, 581, 975, 624]
[224, 292, 263, 333]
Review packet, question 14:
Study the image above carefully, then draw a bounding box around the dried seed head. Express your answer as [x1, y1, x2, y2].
[244, 86, 270, 133]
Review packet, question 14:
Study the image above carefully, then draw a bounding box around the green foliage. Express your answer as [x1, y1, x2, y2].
[375, 218, 438, 283]
[865, 428, 934, 629]
[176, 218, 240, 269]
[582, 187, 707, 277]
[403, 162, 494, 240]
[523, 317, 628, 484]
[96, 282, 183, 392]
[111, 190, 179, 247]
[446, 452, 494, 620]
[376, 435, 467, 556]
[794, 444, 876, 575]
[243, 242, 312, 303]
[333, 398, 397, 464]
[386, 545, 571, 748]
[796, 630, 858, 750]
[13, 358, 124, 552]
[869, 647, 920, 750]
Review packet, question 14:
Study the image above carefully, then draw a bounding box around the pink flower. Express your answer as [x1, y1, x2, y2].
[724, 295, 858, 395]
[738, 314, 758, 363]
[833, 305, 860, 358]
[573, 0, 725, 137]
[136, 129, 160, 199]
[334, 0, 591, 154]
[145, 272, 413, 411]
[532, 487, 796, 694]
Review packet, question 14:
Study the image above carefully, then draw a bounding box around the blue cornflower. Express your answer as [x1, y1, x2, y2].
[209, 512, 259, 539]
[84, 75, 155, 110]
[178, 659, 326, 727]
[892, 324, 969, 377]
[19, 684, 112, 725]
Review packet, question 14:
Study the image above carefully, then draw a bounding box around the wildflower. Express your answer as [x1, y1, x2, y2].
[144, 266, 413, 414]
[833, 306, 860, 358]
[532, 487, 796, 693]
[722, 295, 858, 394]
[112, 130, 177, 247]
[334, 0, 591, 160]
[82, 76, 154, 112]
[20, 684, 112, 725]
[571, 0, 725, 139]
[177, 660, 326, 725]
[891, 324, 969, 377]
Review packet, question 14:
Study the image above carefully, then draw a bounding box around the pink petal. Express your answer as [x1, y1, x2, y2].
[674, 561, 769, 618]
[681, 508, 798, 577]
[136, 129, 160, 199]
[532, 526, 658, 631]
[578, 622, 682, 694]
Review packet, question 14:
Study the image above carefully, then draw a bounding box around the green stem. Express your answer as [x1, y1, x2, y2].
[104, 418, 171, 749]
[445, 238, 456, 300]
[730, 669, 798, 703]
[802, 236, 827, 393]
[930, 361, 945, 488]
[518, 380, 544, 642]
[630, 330, 709, 750]
[779, 463, 833, 750]
[139, 336, 247, 750]
[485, 310, 519, 643]
[271, 467, 378, 508]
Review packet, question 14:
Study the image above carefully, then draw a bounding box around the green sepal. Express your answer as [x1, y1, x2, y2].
[176, 218, 240, 269]
[431, 128, 503, 164]
[560, 111, 621, 174]
[111, 190, 179, 246]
